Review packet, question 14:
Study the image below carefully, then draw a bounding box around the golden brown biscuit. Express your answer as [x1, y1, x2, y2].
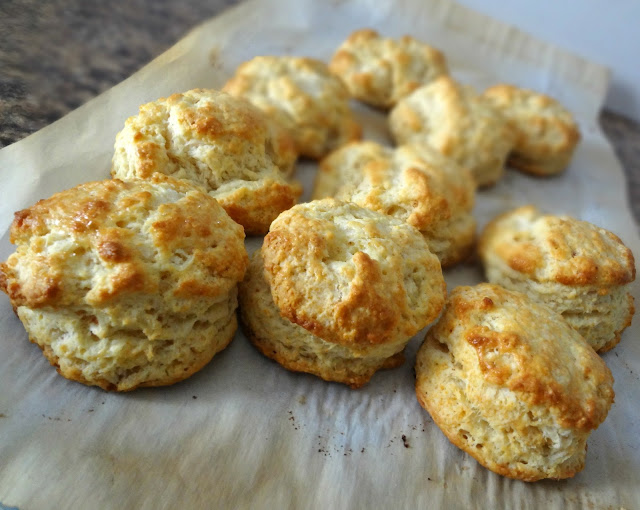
[389, 76, 514, 187]
[240, 199, 446, 388]
[483, 84, 581, 176]
[415, 283, 614, 481]
[0, 175, 249, 391]
[329, 28, 448, 109]
[223, 56, 361, 159]
[240, 250, 406, 388]
[478, 206, 636, 352]
[313, 141, 476, 267]
[111, 89, 301, 235]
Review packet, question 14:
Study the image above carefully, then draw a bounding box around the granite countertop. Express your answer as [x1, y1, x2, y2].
[1, 0, 639, 226]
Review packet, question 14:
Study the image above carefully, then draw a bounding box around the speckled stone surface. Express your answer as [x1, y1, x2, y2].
[1, 0, 638, 225]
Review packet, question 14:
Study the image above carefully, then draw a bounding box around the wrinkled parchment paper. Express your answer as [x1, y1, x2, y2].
[1, 0, 639, 508]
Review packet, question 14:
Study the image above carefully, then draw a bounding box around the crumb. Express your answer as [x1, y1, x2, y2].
[192, 395, 197, 399]
[402, 435, 409, 448]
[298, 395, 307, 405]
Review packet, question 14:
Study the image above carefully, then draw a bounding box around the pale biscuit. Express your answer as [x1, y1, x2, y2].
[389, 76, 513, 187]
[0, 175, 249, 391]
[223, 56, 361, 159]
[483, 84, 581, 176]
[313, 141, 476, 267]
[111, 88, 301, 235]
[415, 283, 614, 481]
[240, 199, 446, 388]
[478, 206, 636, 352]
[329, 28, 448, 109]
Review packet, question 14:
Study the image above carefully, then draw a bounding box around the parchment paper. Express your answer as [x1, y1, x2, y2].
[1, 0, 639, 508]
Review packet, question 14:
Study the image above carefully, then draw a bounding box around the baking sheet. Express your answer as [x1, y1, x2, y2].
[1, 0, 639, 508]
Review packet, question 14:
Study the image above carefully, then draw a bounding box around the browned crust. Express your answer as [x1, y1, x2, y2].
[1, 176, 248, 309]
[479, 205, 636, 286]
[264, 226, 412, 347]
[450, 286, 614, 431]
[218, 179, 303, 236]
[464, 326, 607, 431]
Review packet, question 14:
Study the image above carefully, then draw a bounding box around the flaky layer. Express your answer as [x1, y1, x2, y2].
[0, 176, 249, 390]
[484, 264, 634, 352]
[19, 290, 238, 391]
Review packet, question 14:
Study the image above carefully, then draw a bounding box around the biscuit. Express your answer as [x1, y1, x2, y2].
[483, 84, 581, 176]
[313, 141, 476, 267]
[0, 174, 249, 391]
[111, 89, 301, 235]
[223, 56, 361, 159]
[415, 283, 614, 481]
[240, 250, 406, 388]
[389, 76, 513, 187]
[478, 206, 636, 352]
[329, 28, 448, 109]
[240, 199, 446, 388]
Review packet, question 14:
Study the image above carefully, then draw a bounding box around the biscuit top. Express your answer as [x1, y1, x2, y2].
[329, 28, 448, 108]
[223, 56, 350, 121]
[222, 56, 360, 158]
[261, 199, 445, 348]
[224, 56, 342, 94]
[479, 206, 636, 287]
[314, 141, 475, 235]
[483, 84, 580, 155]
[1, 175, 248, 309]
[436, 284, 614, 431]
[389, 76, 513, 172]
[111, 88, 297, 184]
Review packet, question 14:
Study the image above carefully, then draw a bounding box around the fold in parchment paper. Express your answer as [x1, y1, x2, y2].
[1, 0, 638, 508]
